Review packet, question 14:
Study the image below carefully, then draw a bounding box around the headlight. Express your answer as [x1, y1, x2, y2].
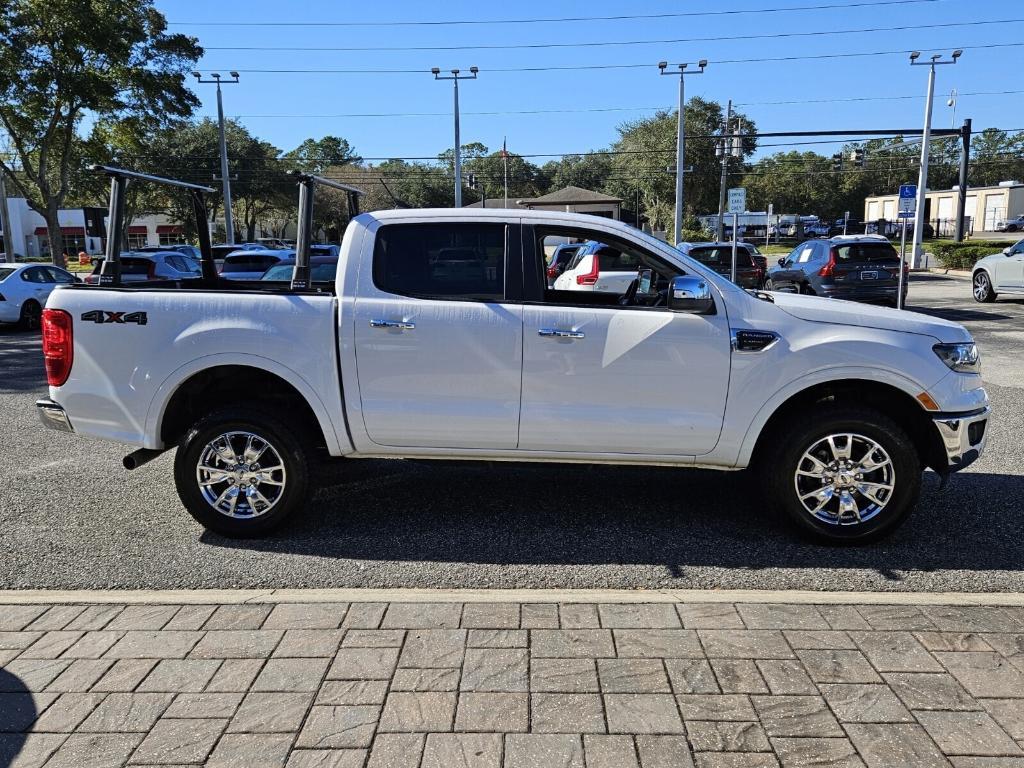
[933, 342, 980, 373]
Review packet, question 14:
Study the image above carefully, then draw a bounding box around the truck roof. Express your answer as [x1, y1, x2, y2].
[360, 207, 644, 234]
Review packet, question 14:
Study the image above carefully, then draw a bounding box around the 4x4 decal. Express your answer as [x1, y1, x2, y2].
[81, 310, 148, 325]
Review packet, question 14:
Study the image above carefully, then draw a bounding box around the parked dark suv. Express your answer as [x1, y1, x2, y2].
[681, 242, 766, 289]
[765, 235, 908, 306]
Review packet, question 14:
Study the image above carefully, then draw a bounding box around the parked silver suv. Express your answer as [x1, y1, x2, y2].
[765, 234, 908, 306]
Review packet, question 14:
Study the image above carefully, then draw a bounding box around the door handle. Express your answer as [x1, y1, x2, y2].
[370, 319, 415, 330]
[538, 328, 584, 339]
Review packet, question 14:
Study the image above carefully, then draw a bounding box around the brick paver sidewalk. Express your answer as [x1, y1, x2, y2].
[2, 597, 1024, 767]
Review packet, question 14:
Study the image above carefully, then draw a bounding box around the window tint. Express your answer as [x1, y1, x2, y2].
[592, 244, 642, 272]
[373, 223, 505, 301]
[224, 255, 280, 272]
[45, 267, 74, 283]
[21, 267, 48, 283]
[687, 246, 756, 268]
[0, 268, 14, 282]
[834, 243, 899, 263]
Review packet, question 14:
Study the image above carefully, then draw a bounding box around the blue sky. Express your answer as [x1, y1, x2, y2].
[161, 0, 1024, 163]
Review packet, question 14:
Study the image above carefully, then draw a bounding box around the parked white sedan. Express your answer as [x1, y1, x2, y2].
[972, 238, 1024, 302]
[0, 263, 78, 330]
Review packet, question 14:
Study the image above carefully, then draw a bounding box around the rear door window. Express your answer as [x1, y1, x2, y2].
[373, 223, 506, 302]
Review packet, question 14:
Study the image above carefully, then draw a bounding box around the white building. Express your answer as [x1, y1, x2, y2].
[864, 181, 1024, 234]
[0, 197, 190, 261]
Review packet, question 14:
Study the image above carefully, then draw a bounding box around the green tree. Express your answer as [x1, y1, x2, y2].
[541, 152, 614, 193]
[0, 0, 201, 264]
[743, 152, 844, 220]
[285, 136, 361, 173]
[604, 99, 756, 233]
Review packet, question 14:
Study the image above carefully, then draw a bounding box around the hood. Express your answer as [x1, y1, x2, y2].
[769, 292, 972, 343]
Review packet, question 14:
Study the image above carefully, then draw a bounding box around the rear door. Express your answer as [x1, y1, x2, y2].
[352, 220, 523, 450]
[831, 241, 901, 288]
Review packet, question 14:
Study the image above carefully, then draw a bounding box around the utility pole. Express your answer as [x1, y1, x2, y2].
[193, 71, 240, 243]
[909, 50, 961, 266]
[954, 118, 972, 242]
[432, 67, 478, 208]
[0, 170, 14, 262]
[716, 100, 733, 242]
[659, 59, 707, 245]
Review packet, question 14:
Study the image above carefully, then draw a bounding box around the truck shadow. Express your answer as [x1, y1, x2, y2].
[0, 667, 35, 767]
[205, 462, 1024, 577]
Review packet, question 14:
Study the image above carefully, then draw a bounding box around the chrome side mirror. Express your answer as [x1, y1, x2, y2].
[668, 275, 715, 314]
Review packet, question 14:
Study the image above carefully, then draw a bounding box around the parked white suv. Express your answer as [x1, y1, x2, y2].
[972, 238, 1024, 301]
[553, 240, 642, 293]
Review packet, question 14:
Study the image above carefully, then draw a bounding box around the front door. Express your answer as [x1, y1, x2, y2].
[995, 239, 1024, 289]
[518, 224, 732, 456]
[353, 221, 523, 450]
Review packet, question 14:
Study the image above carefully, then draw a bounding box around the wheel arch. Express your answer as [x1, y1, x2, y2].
[746, 378, 947, 474]
[148, 358, 350, 455]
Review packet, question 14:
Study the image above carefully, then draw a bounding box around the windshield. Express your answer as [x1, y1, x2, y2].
[0, 267, 14, 282]
[224, 255, 280, 271]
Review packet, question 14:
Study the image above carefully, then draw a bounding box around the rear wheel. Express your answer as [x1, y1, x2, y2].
[765, 279, 777, 291]
[173, 407, 310, 537]
[973, 271, 996, 303]
[18, 300, 41, 331]
[762, 406, 921, 544]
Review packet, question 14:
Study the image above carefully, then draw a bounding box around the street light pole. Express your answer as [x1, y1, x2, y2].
[432, 67, 478, 208]
[909, 50, 960, 267]
[659, 60, 706, 246]
[193, 71, 240, 244]
[716, 100, 733, 242]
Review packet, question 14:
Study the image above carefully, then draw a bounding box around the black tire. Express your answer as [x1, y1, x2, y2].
[765, 279, 776, 291]
[1007, 224, 1018, 232]
[173, 407, 311, 537]
[973, 270, 996, 303]
[18, 300, 41, 331]
[761, 406, 922, 544]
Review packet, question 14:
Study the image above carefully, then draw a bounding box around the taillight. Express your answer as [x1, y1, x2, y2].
[41, 308, 73, 387]
[818, 248, 838, 278]
[547, 264, 558, 279]
[576, 254, 600, 286]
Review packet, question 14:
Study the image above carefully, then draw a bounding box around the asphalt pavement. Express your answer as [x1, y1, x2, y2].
[1, 274, 1022, 592]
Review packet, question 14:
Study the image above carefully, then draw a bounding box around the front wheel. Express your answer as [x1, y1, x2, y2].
[973, 271, 996, 303]
[762, 407, 922, 544]
[173, 407, 311, 537]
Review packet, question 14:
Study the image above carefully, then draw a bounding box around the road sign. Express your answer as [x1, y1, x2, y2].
[728, 188, 746, 214]
[898, 184, 917, 218]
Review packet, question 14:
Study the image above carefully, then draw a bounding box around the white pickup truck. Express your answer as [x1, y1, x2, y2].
[37, 171, 990, 544]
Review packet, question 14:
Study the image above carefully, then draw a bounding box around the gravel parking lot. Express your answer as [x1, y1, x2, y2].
[1, 274, 1022, 592]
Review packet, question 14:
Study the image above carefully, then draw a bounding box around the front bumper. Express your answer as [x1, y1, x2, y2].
[36, 398, 74, 433]
[933, 406, 990, 472]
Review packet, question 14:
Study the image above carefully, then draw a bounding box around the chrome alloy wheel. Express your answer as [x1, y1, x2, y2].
[973, 272, 991, 301]
[793, 433, 896, 526]
[195, 431, 286, 519]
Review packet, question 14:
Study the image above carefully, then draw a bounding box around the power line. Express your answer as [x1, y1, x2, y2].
[205, 19, 1021, 53]
[208, 41, 1024, 74]
[200, 88, 1024, 121]
[171, 0, 942, 28]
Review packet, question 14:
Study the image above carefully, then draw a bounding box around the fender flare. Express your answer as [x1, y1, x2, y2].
[143, 352, 351, 454]
[734, 365, 929, 467]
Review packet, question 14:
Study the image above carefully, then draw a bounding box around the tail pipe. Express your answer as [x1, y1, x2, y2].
[123, 448, 168, 471]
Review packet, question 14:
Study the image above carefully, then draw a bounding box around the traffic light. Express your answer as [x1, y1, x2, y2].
[831, 153, 843, 172]
[466, 173, 478, 190]
[852, 148, 866, 167]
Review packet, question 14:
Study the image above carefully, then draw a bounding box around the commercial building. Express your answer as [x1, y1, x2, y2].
[864, 181, 1024, 235]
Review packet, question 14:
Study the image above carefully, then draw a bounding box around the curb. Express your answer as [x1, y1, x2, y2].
[1, 588, 1024, 606]
[925, 267, 972, 278]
